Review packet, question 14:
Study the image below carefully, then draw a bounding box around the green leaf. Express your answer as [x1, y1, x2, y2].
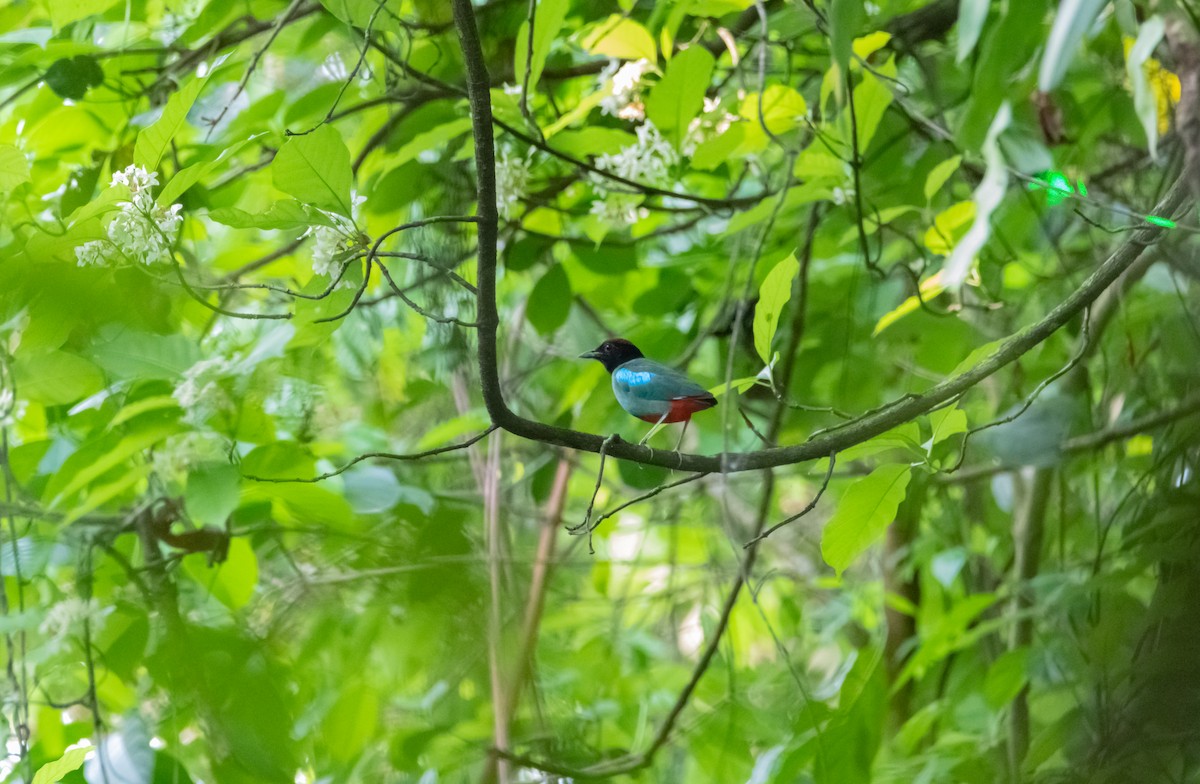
[527, 263, 571, 335]
[46, 421, 178, 507]
[158, 134, 262, 205]
[1038, 0, 1106, 92]
[753, 252, 799, 364]
[739, 84, 807, 135]
[183, 537, 257, 610]
[135, 75, 209, 170]
[956, 0, 989, 63]
[40, 0, 117, 27]
[342, 466, 401, 514]
[0, 145, 30, 192]
[415, 409, 491, 450]
[549, 128, 636, 157]
[186, 462, 241, 527]
[828, 0, 864, 91]
[923, 155, 961, 201]
[847, 57, 894, 151]
[924, 201, 976, 255]
[33, 745, 92, 784]
[11, 350, 104, 406]
[927, 406, 967, 446]
[389, 117, 474, 168]
[645, 46, 714, 147]
[691, 124, 745, 170]
[90, 328, 200, 380]
[208, 200, 336, 231]
[821, 463, 911, 575]
[1126, 16, 1166, 160]
[322, 679, 380, 762]
[581, 15, 657, 61]
[271, 124, 353, 217]
[984, 647, 1030, 708]
[514, 0, 568, 94]
[242, 442, 315, 480]
[44, 55, 104, 100]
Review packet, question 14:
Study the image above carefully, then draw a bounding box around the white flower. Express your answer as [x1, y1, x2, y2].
[151, 432, 227, 478]
[595, 121, 678, 185]
[75, 241, 116, 267]
[589, 193, 648, 225]
[495, 150, 531, 219]
[173, 356, 234, 425]
[110, 165, 159, 194]
[599, 58, 652, 121]
[307, 192, 366, 278]
[319, 53, 349, 83]
[590, 121, 679, 228]
[40, 597, 109, 641]
[681, 96, 739, 156]
[75, 166, 183, 267]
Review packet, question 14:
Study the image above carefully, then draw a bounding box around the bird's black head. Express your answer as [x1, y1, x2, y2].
[579, 338, 644, 373]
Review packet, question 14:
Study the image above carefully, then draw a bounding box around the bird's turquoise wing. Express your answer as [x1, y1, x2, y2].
[611, 358, 711, 418]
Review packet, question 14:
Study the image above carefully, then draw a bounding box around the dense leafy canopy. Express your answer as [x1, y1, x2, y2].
[1, 0, 1199, 782]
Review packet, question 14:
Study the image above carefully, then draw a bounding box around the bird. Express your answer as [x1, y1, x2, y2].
[579, 338, 717, 447]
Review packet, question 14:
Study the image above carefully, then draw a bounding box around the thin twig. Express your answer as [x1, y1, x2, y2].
[242, 425, 500, 482]
[743, 452, 836, 547]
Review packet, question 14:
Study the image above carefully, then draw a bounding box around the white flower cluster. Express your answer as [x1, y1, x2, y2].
[173, 356, 234, 425]
[306, 192, 367, 278]
[151, 431, 227, 478]
[495, 150, 532, 220]
[599, 58, 653, 121]
[590, 121, 678, 227]
[681, 95, 740, 157]
[40, 597, 109, 642]
[75, 165, 183, 268]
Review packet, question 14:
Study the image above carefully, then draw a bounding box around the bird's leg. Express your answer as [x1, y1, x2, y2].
[639, 411, 671, 446]
[672, 419, 690, 452]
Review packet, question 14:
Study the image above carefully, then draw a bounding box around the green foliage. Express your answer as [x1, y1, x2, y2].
[32, 745, 91, 784]
[1, 0, 1198, 782]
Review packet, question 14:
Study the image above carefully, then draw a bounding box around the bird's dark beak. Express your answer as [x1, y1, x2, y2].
[579, 350, 600, 360]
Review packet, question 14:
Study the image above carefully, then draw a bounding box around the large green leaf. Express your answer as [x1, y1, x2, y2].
[752, 252, 799, 365]
[821, 463, 912, 574]
[186, 462, 241, 526]
[514, 0, 569, 94]
[208, 200, 337, 231]
[645, 46, 714, 147]
[0, 144, 31, 191]
[270, 124, 354, 216]
[828, 0, 864, 90]
[43, 55, 104, 100]
[11, 350, 104, 406]
[33, 745, 93, 784]
[581, 15, 657, 61]
[135, 75, 209, 170]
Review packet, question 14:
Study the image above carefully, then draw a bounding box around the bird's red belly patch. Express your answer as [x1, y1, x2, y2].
[635, 396, 717, 423]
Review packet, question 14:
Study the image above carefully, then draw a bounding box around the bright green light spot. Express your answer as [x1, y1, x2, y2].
[1146, 215, 1176, 229]
[1030, 170, 1075, 206]
[1076, 179, 1087, 196]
